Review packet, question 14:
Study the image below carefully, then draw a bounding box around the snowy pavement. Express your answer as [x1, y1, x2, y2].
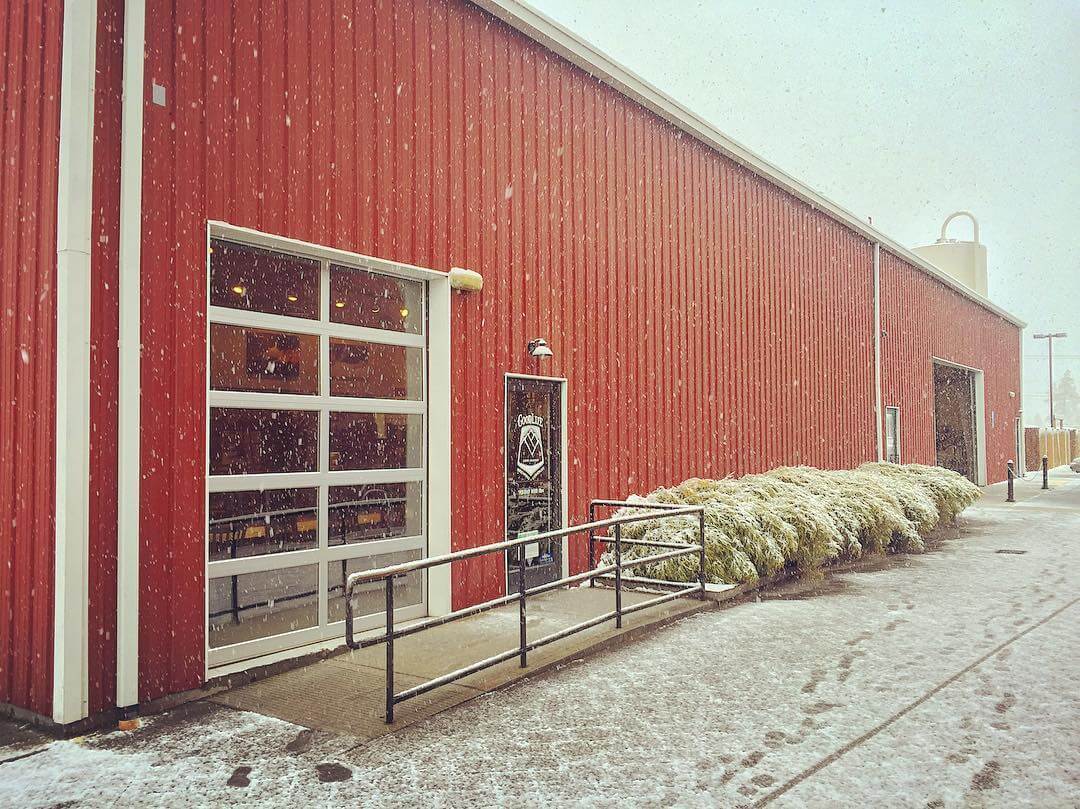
[2, 478, 1078, 808]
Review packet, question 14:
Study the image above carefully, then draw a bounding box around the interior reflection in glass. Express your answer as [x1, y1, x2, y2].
[210, 239, 320, 319]
[328, 482, 422, 546]
[329, 338, 423, 400]
[209, 407, 319, 475]
[328, 412, 422, 470]
[329, 265, 423, 334]
[327, 550, 423, 623]
[209, 488, 318, 561]
[208, 565, 319, 648]
[210, 323, 319, 395]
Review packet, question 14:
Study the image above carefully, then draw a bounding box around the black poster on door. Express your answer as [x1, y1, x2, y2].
[505, 377, 563, 589]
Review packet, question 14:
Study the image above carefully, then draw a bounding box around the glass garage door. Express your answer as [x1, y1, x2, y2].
[206, 237, 427, 668]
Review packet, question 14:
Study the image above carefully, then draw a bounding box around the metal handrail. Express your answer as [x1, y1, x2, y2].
[344, 499, 706, 723]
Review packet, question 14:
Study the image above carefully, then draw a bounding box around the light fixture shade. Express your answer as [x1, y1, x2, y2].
[449, 267, 484, 291]
[528, 338, 553, 359]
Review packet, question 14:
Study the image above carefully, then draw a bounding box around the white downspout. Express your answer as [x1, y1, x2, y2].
[53, 0, 98, 725]
[117, 0, 146, 712]
[1018, 327, 1025, 474]
[873, 242, 884, 461]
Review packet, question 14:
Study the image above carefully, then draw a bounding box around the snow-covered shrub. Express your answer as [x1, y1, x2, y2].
[607, 463, 981, 586]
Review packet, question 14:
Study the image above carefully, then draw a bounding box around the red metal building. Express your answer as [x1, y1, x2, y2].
[1, 0, 1023, 728]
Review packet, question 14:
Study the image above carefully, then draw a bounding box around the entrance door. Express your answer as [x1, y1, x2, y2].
[205, 236, 428, 669]
[505, 376, 565, 590]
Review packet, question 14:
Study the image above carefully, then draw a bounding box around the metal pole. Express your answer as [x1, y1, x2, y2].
[1042, 455, 1049, 490]
[588, 502, 596, 587]
[385, 576, 395, 724]
[697, 510, 707, 599]
[1048, 336, 1055, 427]
[517, 553, 527, 668]
[1006, 460, 1015, 502]
[614, 523, 622, 629]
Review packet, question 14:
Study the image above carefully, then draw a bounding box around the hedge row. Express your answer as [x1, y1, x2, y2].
[610, 463, 982, 585]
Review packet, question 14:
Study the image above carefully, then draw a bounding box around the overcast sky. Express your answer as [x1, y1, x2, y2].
[528, 0, 1079, 426]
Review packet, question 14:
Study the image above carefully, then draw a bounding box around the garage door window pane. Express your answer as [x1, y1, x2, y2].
[328, 549, 423, 623]
[209, 488, 318, 561]
[210, 324, 319, 395]
[328, 412, 422, 471]
[329, 338, 423, 400]
[330, 266, 422, 334]
[208, 564, 319, 648]
[210, 239, 320, 319]
[210, 408, 318, 475]
[328, 482, 422, 546]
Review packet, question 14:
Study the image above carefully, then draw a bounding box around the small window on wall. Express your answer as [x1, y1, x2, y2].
[885, 407, 901, 464]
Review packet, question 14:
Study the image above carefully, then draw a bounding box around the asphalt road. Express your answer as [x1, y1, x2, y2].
[3, 472, 1078, 808]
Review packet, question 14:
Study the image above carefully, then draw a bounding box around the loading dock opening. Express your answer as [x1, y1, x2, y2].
[933, 361, 985, 484]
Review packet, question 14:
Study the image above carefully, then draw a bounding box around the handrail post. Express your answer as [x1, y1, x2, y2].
[697, 509, 707, 599]
[1006, 460, 1015, 502]
[1042, 455, 1049, 489]
[588, 501, 596, 587]
[345, 580, 355, 649]
[614, 523, 623, 629]
[517, 553, 527, 668]
[385, 576, 395, 724]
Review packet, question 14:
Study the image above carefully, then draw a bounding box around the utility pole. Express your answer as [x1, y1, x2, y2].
[1033, 332, 1068, 427]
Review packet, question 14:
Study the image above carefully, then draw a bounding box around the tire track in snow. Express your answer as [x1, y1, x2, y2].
[752, 594, 1080, 808]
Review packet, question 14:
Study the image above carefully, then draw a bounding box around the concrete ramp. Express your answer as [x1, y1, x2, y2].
[210, 587, 711, 741]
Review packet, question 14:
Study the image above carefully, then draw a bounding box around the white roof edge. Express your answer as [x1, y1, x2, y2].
[473, 0, 1026, 329]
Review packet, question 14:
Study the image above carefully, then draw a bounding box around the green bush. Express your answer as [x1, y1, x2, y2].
[609, 463, 981, 585]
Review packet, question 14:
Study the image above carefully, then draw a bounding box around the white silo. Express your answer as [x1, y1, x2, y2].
[912, 211, 988, 298]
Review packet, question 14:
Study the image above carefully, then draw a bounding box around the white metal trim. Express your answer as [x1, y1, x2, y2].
[53, 0, 98, 725]
[885, 405, 901, 464]
[208, 220, 447, 283]
[474, 0, 1025, 329]
[116, 0, 146, 712]
[207, 534, 425, 578]
[1017, 327, 1025, 475]
[206, 468, 425, 493]
[208, 391, 425, 414]
[205, 613, 428, 677]
[931, 356, 984, 375]
[203, 223, 437, 671]
[974, 371, 988, 486]
[208, 305, 425, 348]
[426, 276, 453, 616]
[873, 243, 884, 461]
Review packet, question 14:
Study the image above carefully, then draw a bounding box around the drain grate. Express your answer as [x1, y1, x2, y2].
[995, 549, 1027, 555]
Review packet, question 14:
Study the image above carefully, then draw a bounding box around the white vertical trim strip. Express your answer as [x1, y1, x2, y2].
[1017, 328, 1025, 475]
[559, 379, 569, 581]
[116, 0, 146, 710]
[426, 277, 453, 616]
[974, 371, 988, 486]
[873, 242, 884, 462]
[53, 0, 98, 725]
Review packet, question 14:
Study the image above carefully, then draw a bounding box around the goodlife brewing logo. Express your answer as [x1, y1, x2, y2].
[515, 413, 545, 480]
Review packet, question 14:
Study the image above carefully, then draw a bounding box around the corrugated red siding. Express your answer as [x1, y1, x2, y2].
[879, 250, 1020, 481]
[0, 0, 63, 716]
[129, 0, 880, 698]
[88, 0, 124, 716]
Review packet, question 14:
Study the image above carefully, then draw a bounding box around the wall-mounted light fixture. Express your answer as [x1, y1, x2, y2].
[449, 267, 484, 292]
[527, 338, 553, 359]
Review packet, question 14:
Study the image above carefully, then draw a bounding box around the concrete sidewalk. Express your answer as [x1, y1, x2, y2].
[2, 473, 1077, 807]
[981, 465, 1080, 508]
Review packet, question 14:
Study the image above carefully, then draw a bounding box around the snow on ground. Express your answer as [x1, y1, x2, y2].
[2, 482, 1078, 808]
